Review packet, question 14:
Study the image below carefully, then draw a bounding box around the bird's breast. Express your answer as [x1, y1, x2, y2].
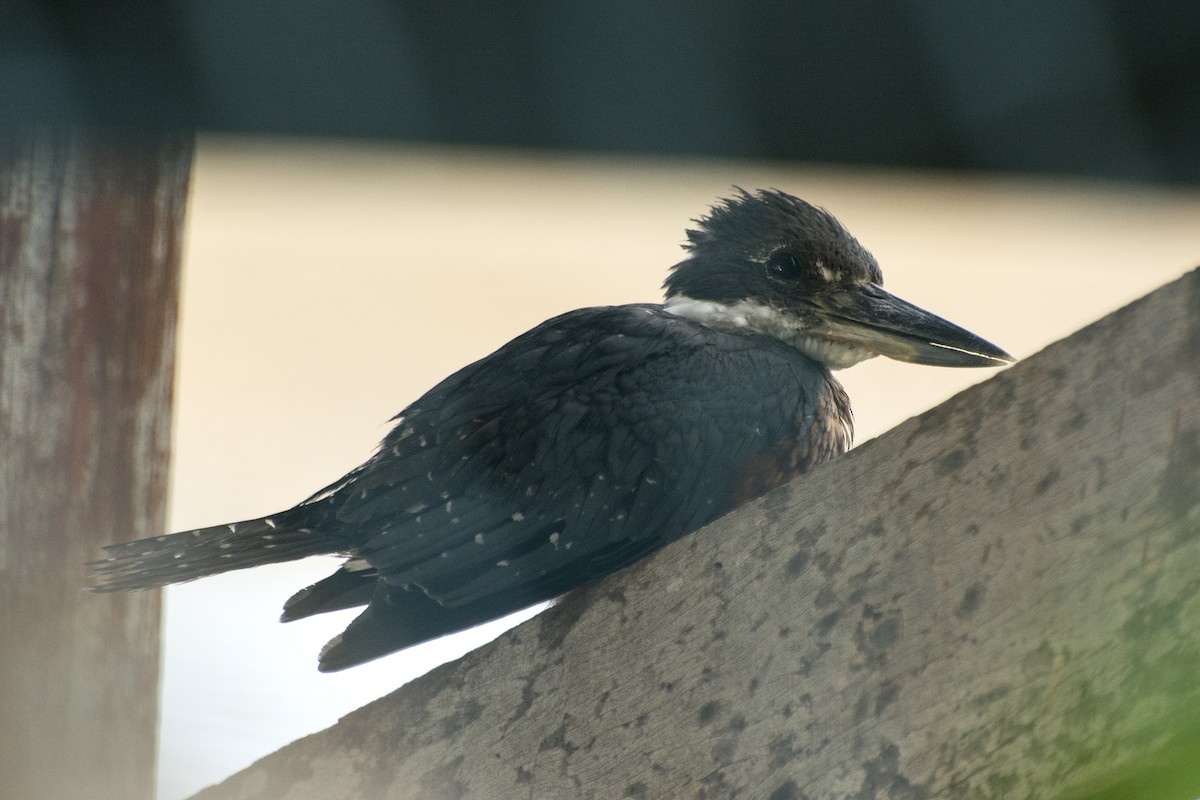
[725, 380, 852, 511]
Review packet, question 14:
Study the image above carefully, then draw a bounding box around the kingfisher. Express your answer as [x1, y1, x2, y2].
[92, 189, 1012, 671]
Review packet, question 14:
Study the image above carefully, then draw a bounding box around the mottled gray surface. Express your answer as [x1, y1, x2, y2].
[195, 269, 1200, 800]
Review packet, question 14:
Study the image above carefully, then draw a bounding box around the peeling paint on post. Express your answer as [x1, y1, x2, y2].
[0, 130, 193, 800]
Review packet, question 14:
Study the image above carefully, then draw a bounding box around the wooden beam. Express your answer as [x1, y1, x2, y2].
[0, 130, 193, 800]
[193, 268, 1200, 800]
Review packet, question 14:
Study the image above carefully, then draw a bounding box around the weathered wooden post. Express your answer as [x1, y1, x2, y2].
[189, 269, 1200, 799]
[0, 130, 193, 800]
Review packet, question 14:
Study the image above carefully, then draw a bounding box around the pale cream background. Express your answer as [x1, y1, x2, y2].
[158, 135, 1200, 798]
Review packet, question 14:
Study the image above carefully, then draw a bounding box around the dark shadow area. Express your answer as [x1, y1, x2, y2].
[4, 1, 1198, 183]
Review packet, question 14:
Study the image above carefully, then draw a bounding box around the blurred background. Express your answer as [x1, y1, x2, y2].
[5, 3, 1200, 798]
[5, 1, 1200, 181]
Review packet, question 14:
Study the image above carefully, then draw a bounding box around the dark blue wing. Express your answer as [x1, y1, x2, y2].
[321, 305, 848, 605]
[290, 304, 851, 669]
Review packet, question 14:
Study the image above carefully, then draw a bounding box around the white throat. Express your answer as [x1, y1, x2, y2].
[663, 295, 877, 370]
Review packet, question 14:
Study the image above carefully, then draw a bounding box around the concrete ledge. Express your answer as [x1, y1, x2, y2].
[194, 269, 1200, 800]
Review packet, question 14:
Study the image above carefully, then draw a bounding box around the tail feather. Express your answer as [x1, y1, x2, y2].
[90, 514, 340, 591]
[316, 582, 530, 672]
[280, 567, 376, 622]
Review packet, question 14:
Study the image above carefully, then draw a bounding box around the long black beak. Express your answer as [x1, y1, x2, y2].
[809, 283, 1014, 367]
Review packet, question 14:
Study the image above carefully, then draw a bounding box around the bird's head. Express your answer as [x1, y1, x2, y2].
[663, 189, 1013, 370]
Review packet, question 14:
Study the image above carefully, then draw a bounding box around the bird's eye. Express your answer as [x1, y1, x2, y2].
[767, 250, 804, 280]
